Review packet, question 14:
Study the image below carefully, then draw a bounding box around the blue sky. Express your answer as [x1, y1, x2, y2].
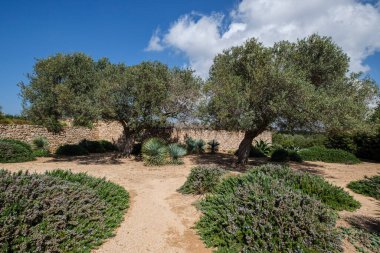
[1, 0, 379, 115]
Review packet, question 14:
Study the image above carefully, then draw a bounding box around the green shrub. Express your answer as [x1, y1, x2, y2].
[347, 175, 380, 200]
[325, 132, 356, 153]
[178, 167, 226, 194]
[141, 138, 168, 166]
[79, 139, 106, 153]
[196, 166, 341, 252]
[273, 132, 326, 149]
[0, 169, 129, 252]
[299, 146, 360, 164]
[99, 140, 118, 152]
[339, 226, 380, 253]
[131, 142, 142, 156]
[0, 140, 35, 163]
[270, 148, 303, 162]
[55, 144, 89, 156]
[207, 139, 220, 154]
[248, 165, 360, 211]
[32, 149, 50, 157]
[252, 139, 271, 156]
[168, 143, 187, 164]
[0, 138, 32, 152]
[354, 130, 380, 162]
[271, 148, 289, 162]
[185, 137, 205, 154]
[32, 136, 49, 150]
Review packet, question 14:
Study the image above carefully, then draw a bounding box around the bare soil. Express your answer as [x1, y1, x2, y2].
[1, 153, 379, 253]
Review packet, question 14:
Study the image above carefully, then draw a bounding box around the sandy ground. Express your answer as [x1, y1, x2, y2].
[1, 154, 379, 253]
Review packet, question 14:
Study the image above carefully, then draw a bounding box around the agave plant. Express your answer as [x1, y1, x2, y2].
[185, 137, 197, 153]
[207, 139, 220, 154]
[141, 138, 168, 166]
[196, 139, 206, 153]
[168, 143, 187, 164]
[253, 140, 271, 156]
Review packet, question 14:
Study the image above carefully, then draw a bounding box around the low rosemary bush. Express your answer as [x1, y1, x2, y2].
[178, 166, 226, 194]
[196, 166, 341, 252]
[248, 165, 360, 211]
[0, 169, 129, 252]
[298, 146, 360, 164]
[347, 175, 380, 200]
[0, 139, 35, 163]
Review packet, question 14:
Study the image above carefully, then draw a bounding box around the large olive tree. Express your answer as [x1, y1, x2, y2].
[97, 61, 202, 154]
[203, 34, 378, 164]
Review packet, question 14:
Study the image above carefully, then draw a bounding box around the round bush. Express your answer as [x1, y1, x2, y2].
[178, 166, 226, 194]
[0, 169, 129, 252]
[56, 144, 89, 156]
[0, 138, 32, 152]
[0, 140, 35, 163]
[298, 146, 360, 164]
[248, 165, 360, 211]
[141, 138, 168, 166]
[79, 139, 106, 153]
[270, 148, 289, 162]
[32, 137, 49, 150]
[99, 140, 118, 152]
[196, 169, 341, 252]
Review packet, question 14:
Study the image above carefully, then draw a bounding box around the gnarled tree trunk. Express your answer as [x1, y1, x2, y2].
[237, 129, 264, 164]
[120, 121, 136, 156]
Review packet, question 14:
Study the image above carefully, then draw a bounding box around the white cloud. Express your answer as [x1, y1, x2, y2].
[147, 0, 380, 78]
[145, 29, 164, 52]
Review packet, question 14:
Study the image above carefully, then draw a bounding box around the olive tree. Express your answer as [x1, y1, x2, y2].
[19, 53, 106, 131]
[203, 34, 378, 164]
[97, 61, 202, 154]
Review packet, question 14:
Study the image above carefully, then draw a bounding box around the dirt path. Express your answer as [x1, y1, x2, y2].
[0, 155, 211, 253]
[1, 155, 379, 253]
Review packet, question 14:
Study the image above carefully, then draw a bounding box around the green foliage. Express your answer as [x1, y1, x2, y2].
[340, 227, 380, 253]
[325, 132, 356, 153]
[0, 139, 35, 163]
[0, 169, 129, 252]
[32, 149, 50, 157]
[196, 165, 341, 252]
[0, 114, 32, 125]
[55, 144, 89, 156]
[348, 175, 380, 200]
[299, 146, 360, 164]
[273, 132, 326, 149]
[354, 130, 380, 162]
[99, 140, 118, 152]
[168, 143, 187, 164]
[271, 148, 303, 163]
[32, 136, 49, 150]
[248, 165, 360, 211]
[202, 34, 378, 164]
[141, 138, 168, 166]
[97, 62, 202, 154]
[19, 53, 103, 132]
[178, 167, 226, 194]
[185, 137, 205, 154]
[79, 139, 106, 153]
[252, 139, 271, 156]
[207, 139, 220, 154]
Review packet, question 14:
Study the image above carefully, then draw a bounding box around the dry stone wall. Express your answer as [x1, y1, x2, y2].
[0, 121, 272, 152]
[0, 124, 96, 152]
[95, 122, 272, 152]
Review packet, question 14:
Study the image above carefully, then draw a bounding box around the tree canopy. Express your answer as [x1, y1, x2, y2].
[203, 34, 378, 163]
[20, 54, 202, 154]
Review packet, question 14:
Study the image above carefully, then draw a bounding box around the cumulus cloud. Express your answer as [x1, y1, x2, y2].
[147, 0, 380, 78]
[145, 28, 164, 52]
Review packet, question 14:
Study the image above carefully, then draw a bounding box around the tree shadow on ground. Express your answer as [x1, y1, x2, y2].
[290, 162, 329, 177]
[345, 215, 380, 235]
[45, 153, 124, 165]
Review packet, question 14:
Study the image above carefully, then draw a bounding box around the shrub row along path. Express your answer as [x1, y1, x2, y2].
[1, 154, 379, 253]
